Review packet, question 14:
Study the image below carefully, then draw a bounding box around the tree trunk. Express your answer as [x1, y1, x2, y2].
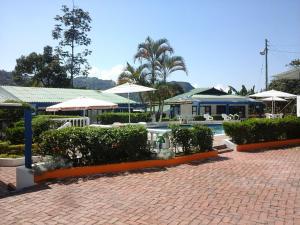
[159, 100, 165, 122]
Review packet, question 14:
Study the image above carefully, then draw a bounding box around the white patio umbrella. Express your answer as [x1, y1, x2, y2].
[103, 82, 156, 123]
[261, 96, 287, 114]
[250, 89, 296, 99]
[46, 97, 118, 116]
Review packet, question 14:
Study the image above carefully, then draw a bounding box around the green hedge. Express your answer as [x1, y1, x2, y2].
[38, 125, 150, 166]
[97, 112, 152, 124]
[223, 116, 300, 144]
[0, 142, 38, 155]
[169, 124, 213, 154]
[4, 115, 73, 144]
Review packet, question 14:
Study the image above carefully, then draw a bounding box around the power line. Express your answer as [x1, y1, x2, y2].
[269, 49, 300, 54]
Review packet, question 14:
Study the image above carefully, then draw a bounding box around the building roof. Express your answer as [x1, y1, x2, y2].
[165, 87, 227, 103]
[192, 94, 259, 103]
[0, 86, 136, 104]
[272, 68, 300, 80]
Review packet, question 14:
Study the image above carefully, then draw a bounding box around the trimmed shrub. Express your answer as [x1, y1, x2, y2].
[38, 125, 150, 166]
[169, 124, 213, 154]
[97, 112, 152, 124]
[0, 142, 38, 155]
[223, 116, 300, 144]
[4, 115, 65, 144]
[169, 125, 193, 153]
[192, 125, 213, 151]
[5, 126, 24, 144]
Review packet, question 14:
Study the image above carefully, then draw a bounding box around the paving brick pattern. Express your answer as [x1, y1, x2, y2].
[0, 147, 300, 225]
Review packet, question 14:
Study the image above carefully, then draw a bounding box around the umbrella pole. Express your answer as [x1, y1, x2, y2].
[128, 92, 131, 123]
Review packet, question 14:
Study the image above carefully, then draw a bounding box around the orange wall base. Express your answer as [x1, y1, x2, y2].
[237, 138, 300, 152]
[34, 150, 218, 183]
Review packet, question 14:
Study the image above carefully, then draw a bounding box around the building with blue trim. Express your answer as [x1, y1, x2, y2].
[165, 87, 262, 118]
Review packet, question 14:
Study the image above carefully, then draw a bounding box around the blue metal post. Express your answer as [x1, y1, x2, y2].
[24, 109, 32, 168]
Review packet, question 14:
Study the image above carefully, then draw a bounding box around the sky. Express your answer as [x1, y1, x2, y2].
[1, 0, 300, 90]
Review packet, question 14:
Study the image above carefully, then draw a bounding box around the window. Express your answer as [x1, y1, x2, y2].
[216, 105, 226, 114]
[192, 106, 197, 115]
[229, 106, 245, 117]
[204, 106, 211, 114]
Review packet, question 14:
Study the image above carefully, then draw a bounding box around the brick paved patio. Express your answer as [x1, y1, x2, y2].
[1, 147, 299, 224]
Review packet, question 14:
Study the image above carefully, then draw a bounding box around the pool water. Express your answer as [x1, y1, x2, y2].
[152, 124, 225, 135]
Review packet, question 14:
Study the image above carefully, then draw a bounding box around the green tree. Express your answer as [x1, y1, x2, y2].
[118, 63, 149, 104]
[269, 79, 300, 95]
[155, 82, 184, 122]
[156, 54, 187, 121]
[157, 54, 187, 83]
[228, 85, 255, 96]
[52, 5, 92, 87]
[12, 46, 70, 87]
[117, 62, 148, 86]
[289, 59, 300, 68]
[134, 36, 173, 85]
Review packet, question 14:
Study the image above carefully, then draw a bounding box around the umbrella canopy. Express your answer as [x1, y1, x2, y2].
[103, 82, 156, 94]
[250, 89, 296, 99]
[261, 96, 287, 102]
[103, 83, 156, 123]
[46, 97, 118, 112]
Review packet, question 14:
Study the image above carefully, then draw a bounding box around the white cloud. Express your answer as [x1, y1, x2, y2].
[214, 84, 230, 93]
[89, 64, 125, 81]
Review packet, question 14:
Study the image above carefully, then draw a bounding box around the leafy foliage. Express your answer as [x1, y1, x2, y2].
[4, 115, 65, 144]
[169, 124, 213, 154]
[39, 126, 150, 166]
[228, 85, 255, 96]
[269, 79, 300, 95]
[53, 5, 92, 86]
[223, 116, 300, 144]
[289, 59, 300, 68]
[97, 112, 152, 124]
[0, 100, 31, 123]
[12, 46, 70, 87]
[0, 142, 38, 155]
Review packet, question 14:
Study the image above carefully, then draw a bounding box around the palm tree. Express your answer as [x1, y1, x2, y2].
[156, 54, 187, 121]
[155, 82, 184, 121]
[134, 37, 174, 112]
[157, 54, 188, 83]
[117, 62, 148, 104]
[134, 36, 173, 85]
[117, 62, 147, 85]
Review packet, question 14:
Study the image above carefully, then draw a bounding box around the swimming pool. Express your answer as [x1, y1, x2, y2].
[151, 124, 225, 135]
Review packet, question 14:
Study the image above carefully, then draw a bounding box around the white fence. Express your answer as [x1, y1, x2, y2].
[52, 117, 90, 127]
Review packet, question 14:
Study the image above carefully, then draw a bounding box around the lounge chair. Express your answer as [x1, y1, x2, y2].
[203, 114, 213, 121]
[221, 114, 231, 121]
[177, 115, 183, 124]
[265, 113, 273, 119]
[229, 114, 240, 120]
[186, 115, 194, 122]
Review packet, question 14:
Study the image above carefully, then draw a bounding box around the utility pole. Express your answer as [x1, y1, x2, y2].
[260, 39, 269, 90]
[265, 39, 268, 90]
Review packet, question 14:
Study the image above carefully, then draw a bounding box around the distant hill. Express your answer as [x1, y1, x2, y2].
[168, 81, 194, 92]
[0, 70, 15, 85]
[73, 77, 116, 90]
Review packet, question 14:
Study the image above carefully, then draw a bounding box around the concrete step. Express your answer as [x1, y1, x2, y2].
[213, 145, 233, 154]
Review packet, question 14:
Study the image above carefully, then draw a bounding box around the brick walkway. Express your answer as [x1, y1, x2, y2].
[1, 147, 300, 225]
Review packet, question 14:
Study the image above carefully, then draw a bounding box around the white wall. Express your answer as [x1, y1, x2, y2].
[297, 96, 300, 117]
[180, 103, 193, 117]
